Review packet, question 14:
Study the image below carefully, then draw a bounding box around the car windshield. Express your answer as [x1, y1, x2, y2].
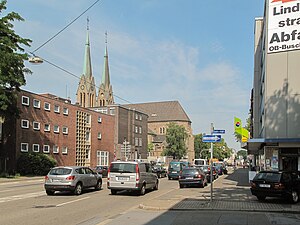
[169, 163, 181, 171]
[182, 169, 198, 175]
[109, 163, 136, 173]
[49, 168, 72, 175]
[254, 172, 281, 182]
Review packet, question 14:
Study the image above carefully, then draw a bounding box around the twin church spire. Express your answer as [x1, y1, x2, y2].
[76, 20, 114, 108]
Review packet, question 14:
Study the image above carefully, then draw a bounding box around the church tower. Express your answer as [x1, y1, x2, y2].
[76, 19, 97, 108]
[96, 32, 114, 107]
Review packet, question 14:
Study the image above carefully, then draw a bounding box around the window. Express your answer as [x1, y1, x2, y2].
[32, 144, 39, 152]
[63, 107, 69, 115]
[21, 119, 29, 129]
[97, 151, 109, 166]
[139, 138, 142, 147]
[54, 105, 60, 113]
[98, 132, 102, 140]
[86, 114, 91, 124]
[53, 145, 59, 154]
[44, 124, 50, 132]
[33, 99, 41, 108]
[139, 115, 142, 121]
[44, 102, 50, 111]
[135, 113, 139, 120]
[139, 127, 142, 134]
[86, 131, 90, 142]
[22, 96, 29, 106]
[135, 137, 139, 146]
[110, 107, 115, 115]
[98, 116, 102, 123]
[54, 125, 59, 133]
[62, 146, 68, 154]
[86, 148, 90, 160]
[33, 121, 40, 130]
[62, 126, 68, 134]
[21, 143, 28, 152]
[43, 145, 50, 153]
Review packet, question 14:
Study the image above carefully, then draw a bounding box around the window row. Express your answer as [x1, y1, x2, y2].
[134, 126, 142, 134]
[22, 96, 69, 115]
[134, 137, 143, 147]
[135, 113, 143, 121]
[21, 120, 68, 134]
[20, 143, 68, 154]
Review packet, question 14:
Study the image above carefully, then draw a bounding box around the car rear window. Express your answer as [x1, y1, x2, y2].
[169, 163, 181, 170]
[109, 163, 136, 173]
[182, 169, 198, 175]
[49, 168, 72, 175]
[254, 172, 281, 182]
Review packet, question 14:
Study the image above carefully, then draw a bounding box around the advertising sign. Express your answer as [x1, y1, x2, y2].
[268, 0, 300, 53]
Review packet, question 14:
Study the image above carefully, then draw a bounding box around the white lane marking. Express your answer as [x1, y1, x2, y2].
[56, 196, 90, 207]
[0, 179, 44, 186]
[0, 191, 45, 203]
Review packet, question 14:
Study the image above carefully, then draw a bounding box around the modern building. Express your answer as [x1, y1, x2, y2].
[248, 0, 300, 172]
[123, 101, 195, 163]
[0, 90, 115, 173]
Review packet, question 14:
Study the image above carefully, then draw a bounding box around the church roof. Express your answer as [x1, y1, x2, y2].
[123, 101, 191, 123]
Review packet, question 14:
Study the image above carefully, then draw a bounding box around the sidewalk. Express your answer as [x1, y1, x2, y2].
[139, 168, 300, 213]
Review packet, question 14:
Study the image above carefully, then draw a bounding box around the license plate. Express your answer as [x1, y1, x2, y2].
[186, 177, 193, 180]
[259, 184, 270, 188]
[118, 176, 129, 181]
[172, 171, 177, 174]
[52, 179, 61, 182]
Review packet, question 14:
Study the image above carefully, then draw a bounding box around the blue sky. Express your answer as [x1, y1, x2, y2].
[6, 0, 264, 151]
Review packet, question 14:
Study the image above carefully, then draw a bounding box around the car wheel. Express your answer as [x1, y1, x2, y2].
[74, 183, 83, 195]
[290, 191, 299, 203]
[257, 195, 266, 201]
[179, 183, 184, 188]
[95, 180, 102, 190]
[158, 173, 161, 178]
[46, 190, 55, 196]
[153, 180, 159, 190]
[111, 190, 117, 195]
[168, 177, 171, 180]
[140, 185, 146, 195]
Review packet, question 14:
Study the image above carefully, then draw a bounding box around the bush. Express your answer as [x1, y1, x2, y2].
[17, 153, 57, 176]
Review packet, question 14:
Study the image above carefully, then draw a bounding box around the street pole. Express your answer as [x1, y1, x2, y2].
[210, 123, 214, 203]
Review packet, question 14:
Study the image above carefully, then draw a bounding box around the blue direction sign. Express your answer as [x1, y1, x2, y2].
[202, 135, 222, 143]
[213, 129, 225, 134]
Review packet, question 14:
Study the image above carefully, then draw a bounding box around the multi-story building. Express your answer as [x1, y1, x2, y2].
[123, 101, 195, 163]
[248, 0, 300, 171]
[0, 90, 115, 173]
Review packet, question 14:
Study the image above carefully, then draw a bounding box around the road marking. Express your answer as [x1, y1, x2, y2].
[56, 196, 90, 207]
[0, 191, 45, 203]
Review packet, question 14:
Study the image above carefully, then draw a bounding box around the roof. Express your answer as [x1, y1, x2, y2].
[152, 135, 166, 143]
[123, 101, 191, 123]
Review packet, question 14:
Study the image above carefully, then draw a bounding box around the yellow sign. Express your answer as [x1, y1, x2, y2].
[242, 136, 248, 143]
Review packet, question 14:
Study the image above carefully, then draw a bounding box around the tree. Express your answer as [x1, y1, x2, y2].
[194, 134, 210, 159]
[162, 123, 188, 159]
[237, 150, 247, 160]
[0, 0, 31, 120]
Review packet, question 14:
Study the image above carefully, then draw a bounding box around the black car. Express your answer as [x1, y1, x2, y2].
[94, 166, 108, 178]
[250, 171, 300, 203]
[198, 165, 218, 182]
[179, 167, 207, 188]
[152, 165, 167, 178]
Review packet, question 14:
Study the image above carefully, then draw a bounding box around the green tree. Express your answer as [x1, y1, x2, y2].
[162, 122, 188, 159]
[0, 0, 31, 120]
[194, 133, 210, 159]
[148, 142, 154, 152]
[237, 150, 247, 160]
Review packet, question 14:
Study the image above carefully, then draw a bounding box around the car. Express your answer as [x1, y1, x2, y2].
[178, 167, 207, 188]
[44, 166, 102, 195]
[152, 165, 167, 178]
[168, 161, 189, 180]
[107, 161, 158, 195]
[213, 162, 227, 175]
[94, 166, 108, 178]
[198, 165, 218, 182]
[250, 171, 300, 203]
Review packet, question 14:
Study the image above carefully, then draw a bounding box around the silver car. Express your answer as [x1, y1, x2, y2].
[44, 166, 102, 195]
[107, 161, 158, 195]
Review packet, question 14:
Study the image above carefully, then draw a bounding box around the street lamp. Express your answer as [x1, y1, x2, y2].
[28, 56, 43, 64]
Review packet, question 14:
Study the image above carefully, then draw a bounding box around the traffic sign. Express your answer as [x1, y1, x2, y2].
[213, 129, 225, 134]
[202, 135, 222, 143]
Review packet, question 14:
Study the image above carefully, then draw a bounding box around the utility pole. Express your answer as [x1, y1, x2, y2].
[210, 122, 214, 203]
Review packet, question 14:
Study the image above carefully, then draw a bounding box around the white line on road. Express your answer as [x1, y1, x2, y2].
[0, 191, 45, 203]
[56, 196, 90, 207]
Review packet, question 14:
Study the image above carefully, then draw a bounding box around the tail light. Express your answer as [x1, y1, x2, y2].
[195, 174, 202, 178]
[136, 164, 140, 182]
[45, 175, 49, 181]
[107, 164, 111, 181]
[250, 181, 256, 188]
[274, 183, 285, 189]
[66, 175, 75, 181]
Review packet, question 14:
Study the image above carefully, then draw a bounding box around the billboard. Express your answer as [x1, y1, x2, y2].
[268, 0, 300, 53]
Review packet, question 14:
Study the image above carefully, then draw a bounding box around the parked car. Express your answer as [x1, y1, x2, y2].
[213, 162, 227, 175]
[152, 165, 167, 178]
[168, 161, 189, 180]
[44, 166, 102, 195]
[107, 161, 158, 195]
[250, 171, 300, 203]
[179, 167, 207, 188]
[198, 165, 218, 182]
[94, 166, 108, 178]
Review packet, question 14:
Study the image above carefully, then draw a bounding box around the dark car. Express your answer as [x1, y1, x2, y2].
[250, 171, 300, 203]
[198, 165, 218, 182]
[152, 165, 167, 178]
[213, 162, 227, 175]
[94, 166, 108, 178]
[179, 167, 207, 188]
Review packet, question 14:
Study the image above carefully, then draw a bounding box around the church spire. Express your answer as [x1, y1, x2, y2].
[102, 31, 111, 88]
[83, 17, 92, 78]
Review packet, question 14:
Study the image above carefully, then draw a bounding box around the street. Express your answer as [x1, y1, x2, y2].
[0, 168, 300, 225]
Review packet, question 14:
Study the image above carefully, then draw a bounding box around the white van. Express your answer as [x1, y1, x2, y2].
[194, 159, 207, 167]
[107, 161, 158, 195]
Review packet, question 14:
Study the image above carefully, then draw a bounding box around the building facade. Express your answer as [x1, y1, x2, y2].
[248, 0, 300, 172]
[0, 90, 115, 173]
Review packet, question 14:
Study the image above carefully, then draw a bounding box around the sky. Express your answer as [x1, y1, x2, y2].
[5, 0, 265, 151]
